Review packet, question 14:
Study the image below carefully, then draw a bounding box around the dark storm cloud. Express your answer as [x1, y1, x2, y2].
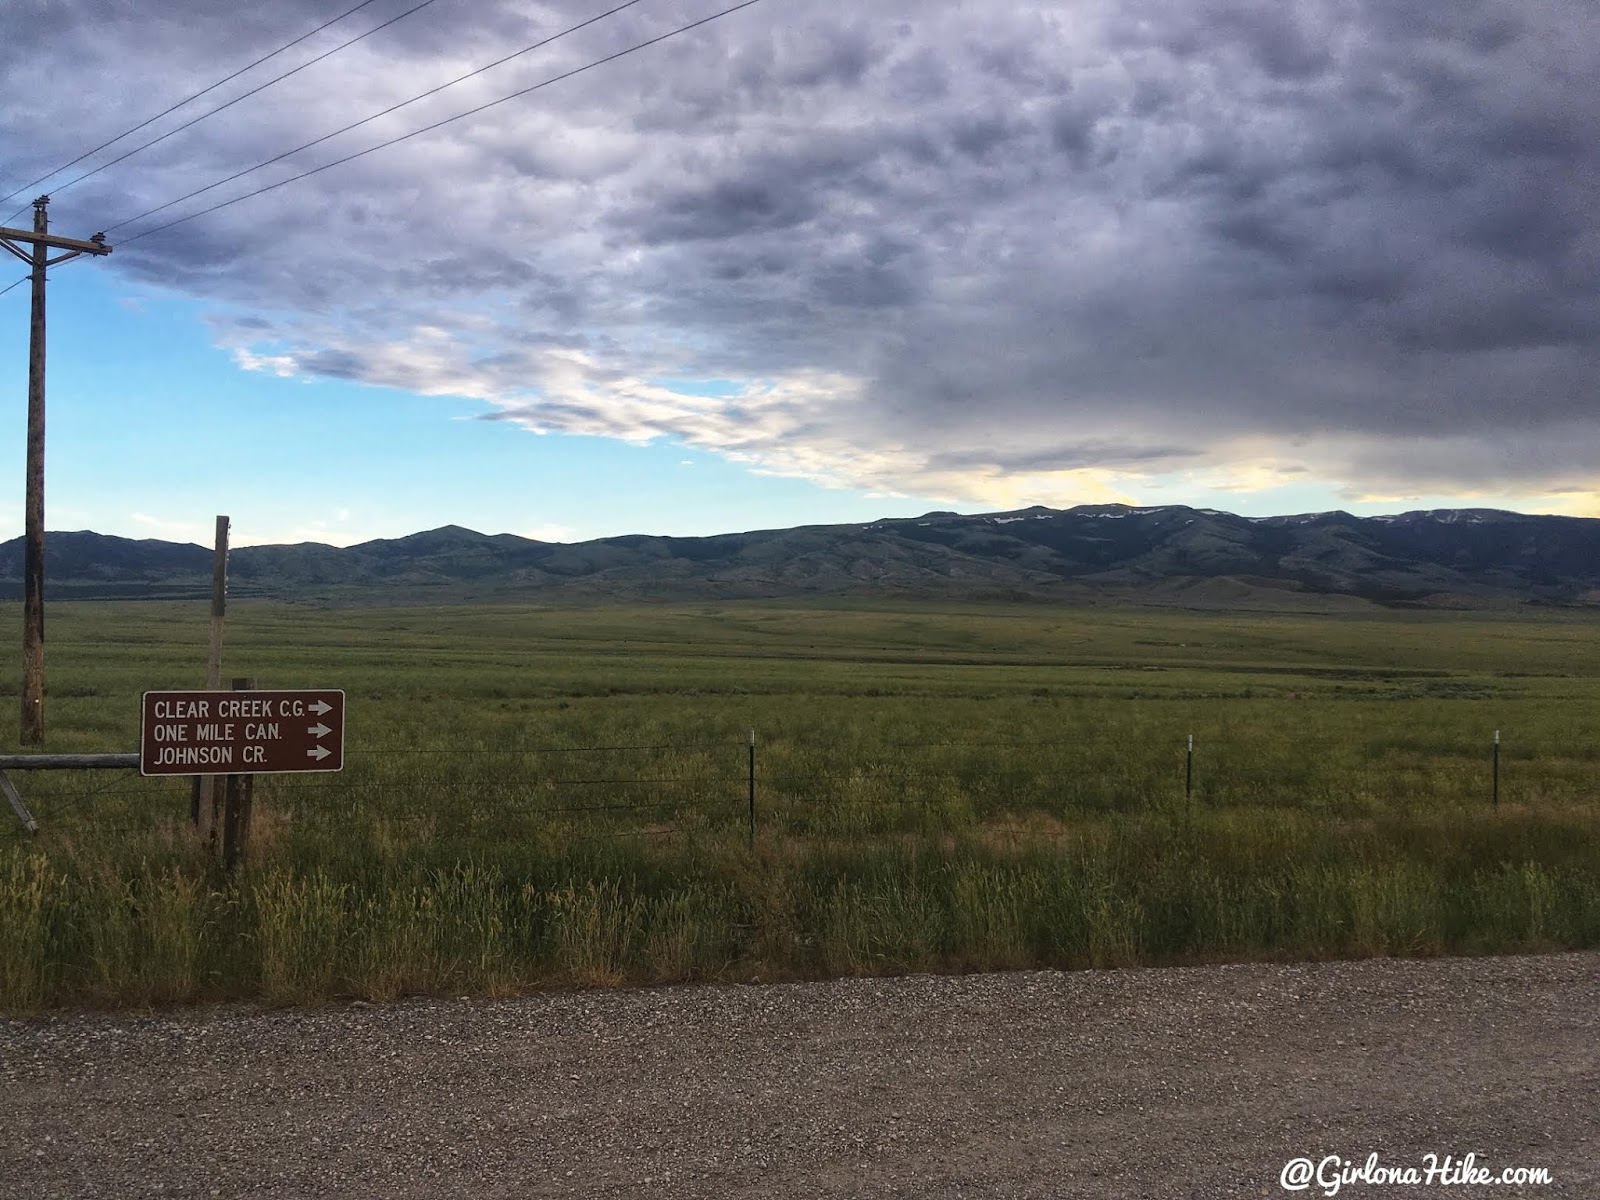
[927, 443, 1203, 474]
[636, 177, 821, 243]
[294, 347, 367, 380]
[3, 0, 1598, 505]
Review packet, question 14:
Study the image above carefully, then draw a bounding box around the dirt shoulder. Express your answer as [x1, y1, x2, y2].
[2, 952, 1594, 1199]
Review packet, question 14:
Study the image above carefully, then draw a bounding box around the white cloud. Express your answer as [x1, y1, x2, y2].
[514, 523, 575, 543]
[230, 349, 298, 378]
[128, 512, 207, 542]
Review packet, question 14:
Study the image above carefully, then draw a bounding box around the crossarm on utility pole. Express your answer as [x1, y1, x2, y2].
[0, 226, 112, 256]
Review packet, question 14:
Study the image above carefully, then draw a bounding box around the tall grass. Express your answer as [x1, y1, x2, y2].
[6, 806, 1598, 1012]
[1, 598, 1598, 1013]
[0, 854, 51, 1010]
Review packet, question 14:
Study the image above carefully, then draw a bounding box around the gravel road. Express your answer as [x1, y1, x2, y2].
[2, 952, 1594, 1199]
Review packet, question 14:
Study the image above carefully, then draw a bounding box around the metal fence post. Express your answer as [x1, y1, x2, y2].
[1185, 733, 1194, 806]
[747, 729, 756, 847]
[1492, 729, 1500, 809]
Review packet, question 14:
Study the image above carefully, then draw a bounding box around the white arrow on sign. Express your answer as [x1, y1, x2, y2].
[308, 700, 333, 716]
[308, 723, 331, 738]
[307, 746, 331, 762]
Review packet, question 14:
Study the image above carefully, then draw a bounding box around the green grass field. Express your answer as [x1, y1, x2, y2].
[2, 598, 1598, 1012]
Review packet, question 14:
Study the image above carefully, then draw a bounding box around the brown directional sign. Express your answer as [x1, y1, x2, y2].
[140, 689, 345, 776]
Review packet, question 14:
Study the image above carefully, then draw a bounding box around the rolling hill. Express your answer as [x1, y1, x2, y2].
[1, 504, 1598, 608]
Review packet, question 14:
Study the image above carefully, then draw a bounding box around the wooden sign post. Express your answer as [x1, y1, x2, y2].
[221, 677, 254, 870]
[192, 514, 229, 839]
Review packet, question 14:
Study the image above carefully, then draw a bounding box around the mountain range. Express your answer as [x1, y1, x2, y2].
[2, 504, 1598, 609]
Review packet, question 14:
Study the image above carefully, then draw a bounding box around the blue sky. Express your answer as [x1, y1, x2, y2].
[0, 267, 966, 547]
[3, 1, 1596, 548]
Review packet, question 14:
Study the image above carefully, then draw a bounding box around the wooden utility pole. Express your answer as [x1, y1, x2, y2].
[0, 196, 111, 744]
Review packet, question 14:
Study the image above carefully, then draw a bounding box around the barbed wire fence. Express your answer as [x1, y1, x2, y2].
[4, 727, 1582, 849]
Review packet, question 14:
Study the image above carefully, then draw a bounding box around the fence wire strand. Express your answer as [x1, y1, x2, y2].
[3, 731, 1584, 846]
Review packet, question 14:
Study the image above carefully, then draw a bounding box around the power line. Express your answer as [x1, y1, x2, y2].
[0, 262, 74, 299]
[107, 0, 649, 235]
[0, 0, 391, 211]
[346, 738, 741, 754]
[4, 0, 444, 224]
[119, 0, 767, 247]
